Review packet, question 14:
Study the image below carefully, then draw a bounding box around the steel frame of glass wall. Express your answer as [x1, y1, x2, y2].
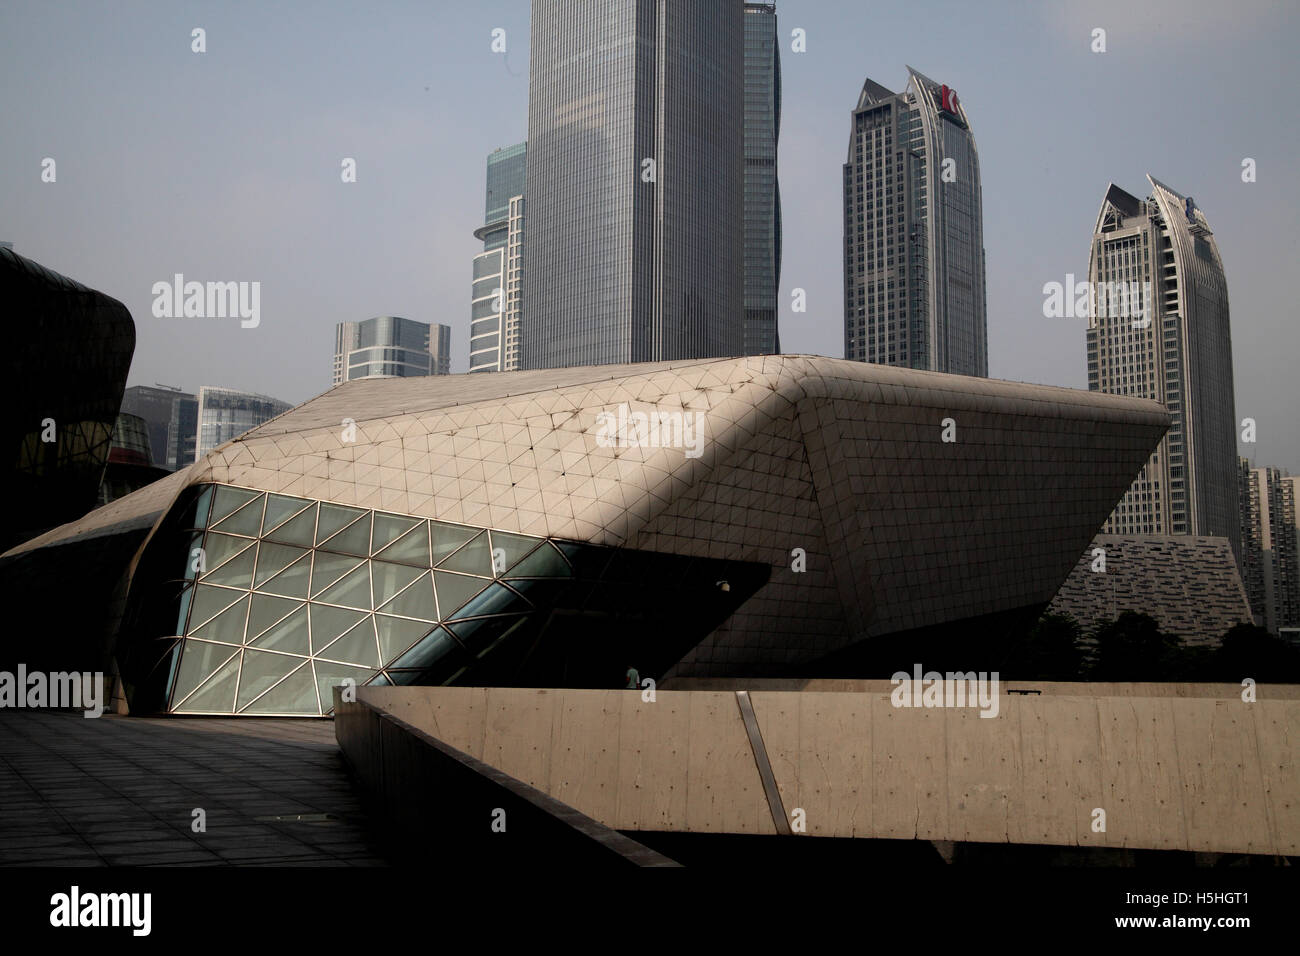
[119, 483, 767, 716]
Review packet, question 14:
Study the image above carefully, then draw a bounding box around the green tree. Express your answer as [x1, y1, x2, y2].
[1002, 613, 1085, 680]
[1210, 623, 1300, 683]
[1088, 611, 1185, 681]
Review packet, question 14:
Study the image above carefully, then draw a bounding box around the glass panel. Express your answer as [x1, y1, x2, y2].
[555, 540, 611, 579]
[375, 615, 435, 663]
[314, 663, 376, 714]
[249, 605, 310, 655]
[372, 561, 424, 607]
[315, 617, 380, 667]
[174, 584, 193, 635]
[505, 541, 572, 578]
[448, 582, 530, 619]
[320, 513, 371, 556]
[375, 522, 430, 567]
[188, 584, 246, 630]
[502, 578, 571, 611]
[316, 503, 366, 544]
[258, 552, 312, 599]
[212, 495, 265, 536]
[210, 486, 260, 525]
[254, 542, 309, 587]
[308, 605, 367, 653]
[377, 572, 437, 621]
[488, 531, 544, 576]
[445, 614, 529, 657]
[190, 594, 249, 644]
[392, 626, 465, 670]
[262, 493, 312, 534]
[155, 639, 184, 704]
[173, 649, 241, 713]
[200, 532, 253, 575]
[177, 485, 214, 530]
[311, 552, 362, 597]
[202, 544, 255, 589]
[246, 594, 303, 640]
[384, 670, 426, 686]
[437, 530, 492, 575]
[315, 563, 372, 610]
[263, 504, 317, 547]
[241, 662, 318, 715]
[236, 649, 305, 710]
[181, 532, 205, 581]
[372, 512, 419, 552]
[171, 640, 240, 704]
[430, 521, 477, 564]
[368, 672, 392, 687]
[434, 571, 488, 618]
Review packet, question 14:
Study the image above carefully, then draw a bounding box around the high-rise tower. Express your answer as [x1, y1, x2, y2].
[333, 316, 449, 385]
[470, 143, 526, 373]
[742, 2, 781, 356]
[520, 0, 745, 369]
[1088, 176, 1240, 558]
[843, 67, 986, 376]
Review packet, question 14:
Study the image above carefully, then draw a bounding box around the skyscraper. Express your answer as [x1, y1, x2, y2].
[843, 67, 987, 376]
[333, 316, 450, 386]
[470, 143, 526, 373]
[120, 384, 198, 471]
[742, 2, 781, 356]
[520, 0, 745, 369]
[1239, 460, 1300, 633]
[1088, 177, 1240, 558]
[195, 387, 292, 458]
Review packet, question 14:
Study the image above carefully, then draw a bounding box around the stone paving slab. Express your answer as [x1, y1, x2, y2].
[0, 710, 389, 866]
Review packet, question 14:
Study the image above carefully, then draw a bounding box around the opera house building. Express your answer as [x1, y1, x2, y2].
[0, 355, 1168, 717]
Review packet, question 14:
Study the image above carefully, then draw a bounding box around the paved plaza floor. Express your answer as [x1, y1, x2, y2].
[0, 710, 389, 866]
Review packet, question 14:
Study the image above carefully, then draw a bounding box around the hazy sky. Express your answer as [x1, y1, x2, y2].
[3, 0, 1297, 469]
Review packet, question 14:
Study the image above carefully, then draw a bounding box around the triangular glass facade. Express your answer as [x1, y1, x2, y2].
[122, 483, 765, 716]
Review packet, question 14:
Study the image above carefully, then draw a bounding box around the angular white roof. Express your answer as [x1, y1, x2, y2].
[8, 355, 1168, 672]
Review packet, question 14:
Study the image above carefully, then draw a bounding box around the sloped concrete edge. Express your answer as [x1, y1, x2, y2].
[333, 689, 680, 867]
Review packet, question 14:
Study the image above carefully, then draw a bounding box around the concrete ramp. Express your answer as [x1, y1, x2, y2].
[349, 685, 1299, 856]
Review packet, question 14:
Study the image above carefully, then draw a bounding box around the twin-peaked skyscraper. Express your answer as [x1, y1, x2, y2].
[842, 67, 988, 376]
[471, 0, 781, 372]
[1088, 177, 1240, 558]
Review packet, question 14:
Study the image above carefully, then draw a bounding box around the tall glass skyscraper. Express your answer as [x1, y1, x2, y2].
[333, 316, 450, 385]
[843, 67, 987, 376]
[520, 0, 745, 369]
[742, 2, 781, 356]
[470, 144, 526, 373]
[1089, 176, 1240, 558]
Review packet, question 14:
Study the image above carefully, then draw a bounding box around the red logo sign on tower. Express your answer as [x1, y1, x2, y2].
[940, 84, 959, 114]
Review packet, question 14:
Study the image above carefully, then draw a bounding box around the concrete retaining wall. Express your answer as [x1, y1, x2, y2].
[351, 684, 1299, 856]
